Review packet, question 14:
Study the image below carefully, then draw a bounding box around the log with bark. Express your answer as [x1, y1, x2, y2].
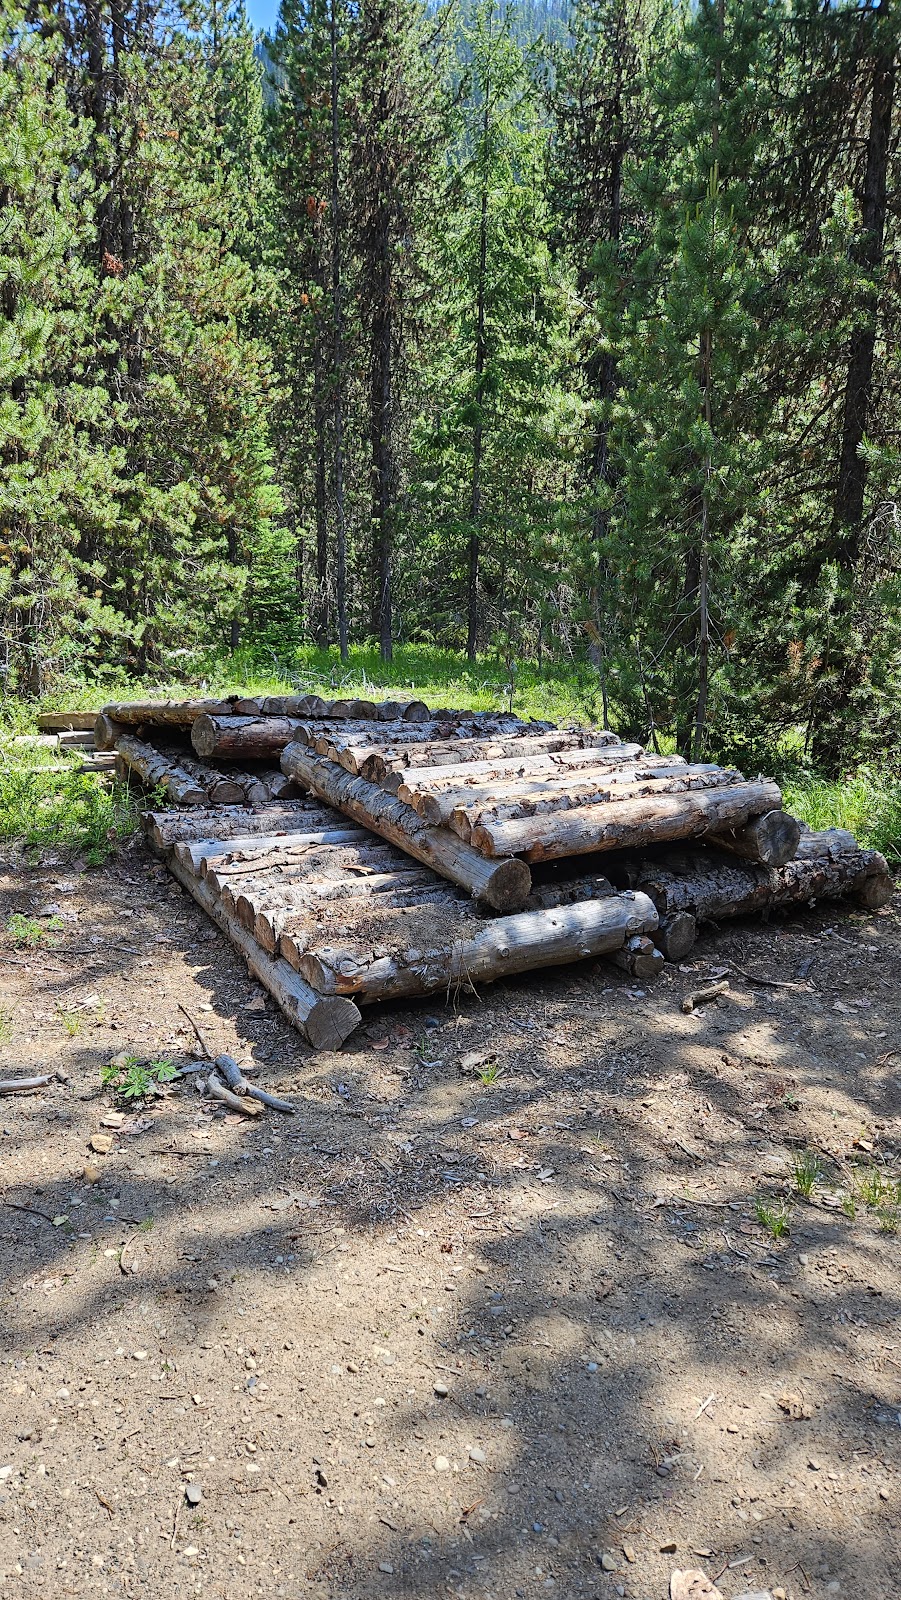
[360, 728, 618, 788]
[469, 779, 784, 862]
[446, 764, 741, 840]
[293, 891, 658, 1002]
[144, 801, 341, 851]
[606, 934, 665, 979]
[256, 694, 432, 721]
[94, 711, 127, 751]
[102, 697, 235, 728]
[290, 714, 535, 779]
[174, 827, 376, 881]
[631, 838, 893, 922]
[279, 745, 532, 911]
[191, 715, 307, 761]
[115, 736, 209, 807]
[38, 711, 97, 732]
[166, 853, 361, 1050]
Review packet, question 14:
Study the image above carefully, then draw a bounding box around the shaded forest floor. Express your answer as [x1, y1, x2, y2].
[0, 835, 899, 1600]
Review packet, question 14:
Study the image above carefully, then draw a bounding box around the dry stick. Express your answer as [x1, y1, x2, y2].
[0, 1074, 55, 1095]
[177, 1002, 215, 1058]
[1, 1199, 57, 1221]
[681, 979, 730, 1014]
[215, 1054, 295, 1114]
[205, 1070, 263, 1117]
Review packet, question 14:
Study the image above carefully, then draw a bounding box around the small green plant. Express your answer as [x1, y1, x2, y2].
[876, 1202, 899, 1235]
[792, 1150, 821, 1199]
[101, 1054, 178, 1101]
[477, 1060, 502, 1086]
[755, 1198, 791, 1240]
[841, 1192, 857, 1219]
[0, 1008, 11, 1046]
[6, 912, 64, 948]
[59, 1009, 82, 1038]
[856, 1168, 896, 1208]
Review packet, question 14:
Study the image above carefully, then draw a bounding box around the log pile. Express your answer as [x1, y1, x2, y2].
[149, 801, 660, 1041]
[37, 691, 892, 1045]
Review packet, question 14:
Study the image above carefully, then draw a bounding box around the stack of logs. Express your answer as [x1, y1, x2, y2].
[79, 692, 894, 1047]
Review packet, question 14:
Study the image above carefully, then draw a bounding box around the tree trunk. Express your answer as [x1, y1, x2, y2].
[330, 0, 348, 662]
[834, 0, 896, 545]
[467, 78, 490, 663]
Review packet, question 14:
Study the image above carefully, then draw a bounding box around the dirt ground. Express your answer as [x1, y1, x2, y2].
[0, 835, 899, 1600]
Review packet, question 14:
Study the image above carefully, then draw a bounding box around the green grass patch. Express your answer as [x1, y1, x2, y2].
[782, 768, 901, 864]
[0, 763, 142, 866]
[6, 912, 63, 948]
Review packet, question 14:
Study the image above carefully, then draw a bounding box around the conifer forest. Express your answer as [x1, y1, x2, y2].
[2, 0, 900, 776]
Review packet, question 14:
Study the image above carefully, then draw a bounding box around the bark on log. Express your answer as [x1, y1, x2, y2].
[469, 779, 784, 862]
[606, 934, 665, 979]
[116, 735, 208, 807]
[634, 845, 892, 921]
[294, 891, 658, 1002]
[447, 765, 741, 840]
[166, 853, 362, 1049]
[144, 801, 340, 850]
[710, 808, 802, 868]
[280, 745, 532, 911]
[191, 715, 306, 761]
[103, 697, 234, 727]
[655, 911, 698, 962]
[294, 715, 531, 778]
[256, 694, 432, 721]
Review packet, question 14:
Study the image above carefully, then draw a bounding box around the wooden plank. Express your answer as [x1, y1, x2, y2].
[37, 711, 97, 732]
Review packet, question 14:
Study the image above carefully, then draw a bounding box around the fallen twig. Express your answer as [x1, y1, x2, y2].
[215, 1054, 295, 1113]
[726, 962, 805, 990]
[206, 1070, 263, 1117]
[0, 1074, 56, 1095]
[681, 980, 730, 1014]
[178, 1002, 215, 1057]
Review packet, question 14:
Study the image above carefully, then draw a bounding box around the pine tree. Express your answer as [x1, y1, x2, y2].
[0, 4, 107, 693]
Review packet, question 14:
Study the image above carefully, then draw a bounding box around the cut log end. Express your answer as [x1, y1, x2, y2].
[305, 996, 365, 1052]
[656, 910, 698, 962]
[480, 856, 533, 912]
[855, 871, 894, 909]
[711, 808, 800, 867]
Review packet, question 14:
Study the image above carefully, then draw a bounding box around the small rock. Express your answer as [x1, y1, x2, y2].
[623, 1545, 636, 1563]
[808, 1457, 822, 1471]
[599, 1552, 617, 1572]
[660, 1540, 678, 1553]
[89, 1133, 114, 1155]
[378, 1563, 394, 1575]
[184, 1484, 202, 1507]
[132, 1350, 148, 1361]
[82, 1163, 100, 1184]
[434, 1456, 450, 1473]
[468, 1446, 486, 1466]
[434, 1381, 449, 1398]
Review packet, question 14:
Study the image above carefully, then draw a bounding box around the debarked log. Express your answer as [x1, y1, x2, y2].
[280, 745, 532, 911]
[469, 780, 784, 862]
[115, 735, 208, 807]
[102, 697, 234, 728]
[295, 891, 658, 1001]
[363, 729, 618, 787]
[166, 854, 361, 1050]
